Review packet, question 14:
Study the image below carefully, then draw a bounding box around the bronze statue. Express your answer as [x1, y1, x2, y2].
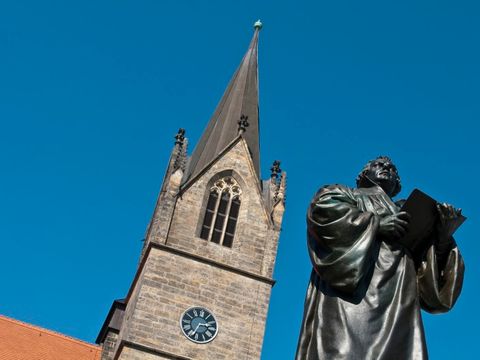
[295, 156, 464, 360]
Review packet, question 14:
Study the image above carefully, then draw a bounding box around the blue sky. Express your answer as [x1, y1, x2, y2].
[1, 1, 479, 359]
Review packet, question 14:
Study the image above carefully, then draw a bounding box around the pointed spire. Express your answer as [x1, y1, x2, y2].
[184, 22, 262, 183]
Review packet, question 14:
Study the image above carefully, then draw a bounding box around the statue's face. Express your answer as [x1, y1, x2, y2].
[363, 158, 398, 196]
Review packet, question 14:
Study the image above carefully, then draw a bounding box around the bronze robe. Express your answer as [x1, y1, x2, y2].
[295, 185, 464, 360]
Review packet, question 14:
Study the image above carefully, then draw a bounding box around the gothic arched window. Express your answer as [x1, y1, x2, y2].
[200, 176, 242, 248]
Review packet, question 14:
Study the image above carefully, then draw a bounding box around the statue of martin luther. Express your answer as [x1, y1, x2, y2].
[295, 156, 465, 360]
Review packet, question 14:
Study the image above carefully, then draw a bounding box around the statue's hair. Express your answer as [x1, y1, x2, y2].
[356, 156, 402, 197]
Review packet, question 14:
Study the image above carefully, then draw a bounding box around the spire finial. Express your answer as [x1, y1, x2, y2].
[270, 160, 282, 180]
[174, 128, 186, 146]
[254, 20, 263, 30]
[237, 114, 249, 134]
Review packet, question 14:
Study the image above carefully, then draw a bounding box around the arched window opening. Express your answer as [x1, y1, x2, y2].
[223, 197, 240, 247]
[199, 176, 242, 247]
[211, 191, 229, 244]
[200, 192, 217, 240]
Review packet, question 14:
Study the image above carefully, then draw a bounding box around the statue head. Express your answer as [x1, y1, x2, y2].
[356, 156, 402, 198]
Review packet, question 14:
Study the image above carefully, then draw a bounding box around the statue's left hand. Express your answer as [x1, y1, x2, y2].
[436, 203, 461, 246]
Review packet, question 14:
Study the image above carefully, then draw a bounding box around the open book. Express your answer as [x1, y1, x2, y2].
[397, 189, 466, 260]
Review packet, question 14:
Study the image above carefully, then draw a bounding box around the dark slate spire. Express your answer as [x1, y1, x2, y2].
[184, 21, 262, 183]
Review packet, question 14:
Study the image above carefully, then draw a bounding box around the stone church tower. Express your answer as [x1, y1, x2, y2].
[96, 21, 286, 360]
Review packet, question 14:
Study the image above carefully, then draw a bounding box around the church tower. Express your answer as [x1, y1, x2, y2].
[96, 21, 286, 360]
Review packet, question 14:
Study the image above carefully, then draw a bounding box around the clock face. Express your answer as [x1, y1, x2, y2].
[180, 307, 218, 344]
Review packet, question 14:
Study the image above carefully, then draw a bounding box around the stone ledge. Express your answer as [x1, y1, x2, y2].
[154, 242, 276, 286]
[115, 340, 193, 360]
[125, 242, 276, 304]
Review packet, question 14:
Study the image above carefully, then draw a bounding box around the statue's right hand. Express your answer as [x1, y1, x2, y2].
[378, 212, 410, 240]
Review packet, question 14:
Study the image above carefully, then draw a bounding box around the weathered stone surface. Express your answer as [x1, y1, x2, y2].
[110, 139, 283, 360]
[118, 247, 271, 359]
[100, 331, 118, 360]
[153, 139, 280, 278]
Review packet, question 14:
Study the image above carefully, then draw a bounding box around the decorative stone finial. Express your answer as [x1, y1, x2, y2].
[174, 128, 186, 146]
[237, 115, 249, 134]
[254, 20, 263, 30]
[173, 137, 188, 172]
[270, 160, 282, 180]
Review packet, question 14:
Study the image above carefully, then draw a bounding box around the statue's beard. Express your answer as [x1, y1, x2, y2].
[365, 174, 395, 196]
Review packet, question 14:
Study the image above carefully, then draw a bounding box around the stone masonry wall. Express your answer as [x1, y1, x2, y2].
[117, 247, 272, 360]
[112, 138, 282, 360]
[118, 346, 171, 360]
[101, 330, 118, 360]
[161, 139, 278, 278]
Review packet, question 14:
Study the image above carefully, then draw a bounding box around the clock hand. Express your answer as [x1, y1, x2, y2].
[191, 323, 201, 335]
[191, 322, 211, 336]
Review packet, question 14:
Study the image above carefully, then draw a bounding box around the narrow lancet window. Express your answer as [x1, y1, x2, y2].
[223, 197, 240, 247]
[200, 192, 217, 240]
[199, 176, 242, 247]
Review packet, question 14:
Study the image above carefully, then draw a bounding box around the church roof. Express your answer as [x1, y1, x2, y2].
[0, 314, 101, 360]
[183, 22, 262, 183]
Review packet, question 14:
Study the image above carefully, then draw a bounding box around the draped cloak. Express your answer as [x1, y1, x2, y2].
[295, 185, 464, 360]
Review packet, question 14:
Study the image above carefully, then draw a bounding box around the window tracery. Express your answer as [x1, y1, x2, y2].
[200, 176, 242, 247]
